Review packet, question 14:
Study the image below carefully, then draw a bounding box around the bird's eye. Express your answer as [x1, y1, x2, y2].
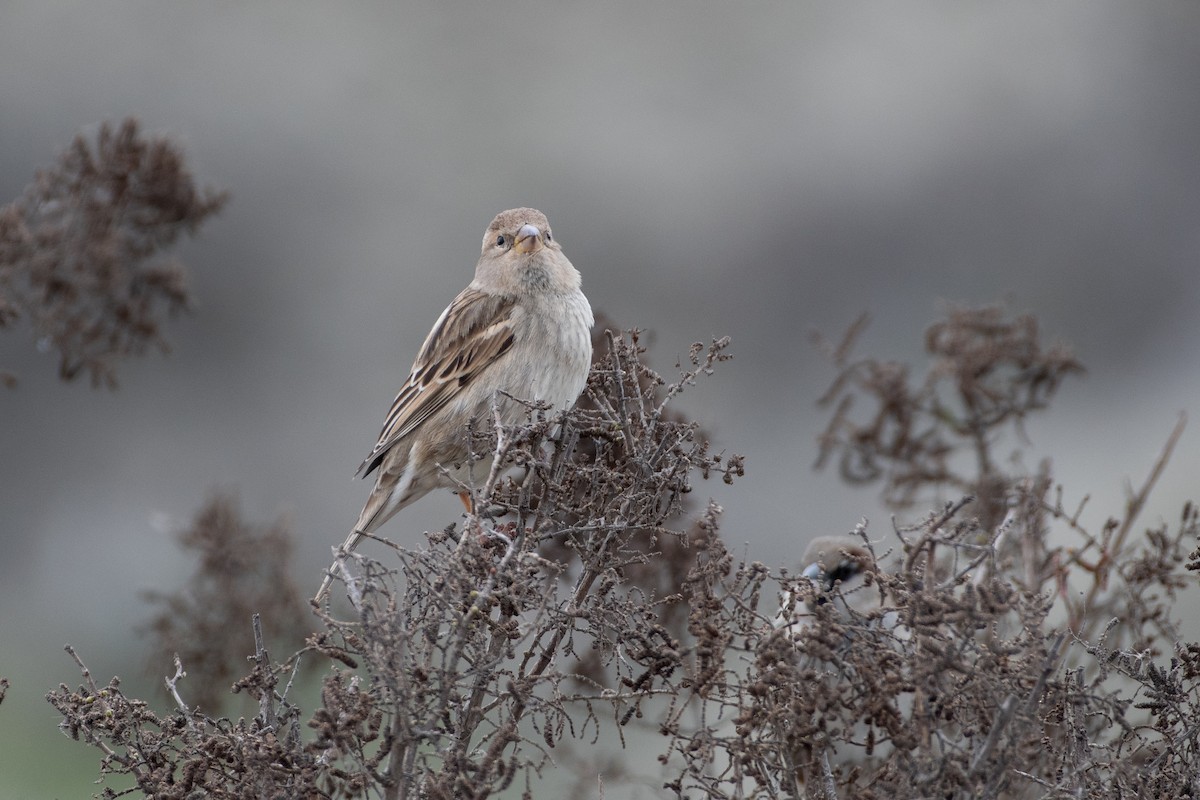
[496, 235, 506, 247]
[545, 230, 553, 242]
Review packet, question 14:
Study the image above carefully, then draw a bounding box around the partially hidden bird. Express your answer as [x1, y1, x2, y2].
[775, 536, 878, 632]
[314, 208, 594, 602]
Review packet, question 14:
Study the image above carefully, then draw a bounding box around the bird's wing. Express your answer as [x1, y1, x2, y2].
[356, 287, 519, 477]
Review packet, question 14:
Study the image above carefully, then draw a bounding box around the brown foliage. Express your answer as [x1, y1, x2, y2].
[0, 117, 226, 387]
[51, 330, 741, 798]
[48, 634, 320, 799]
[47, 307, 1200, 799]
[140, 492, 311, 712]
[814, 306, 1084, 529]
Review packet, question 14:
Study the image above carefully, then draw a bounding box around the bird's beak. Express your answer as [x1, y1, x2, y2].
[801, 562, 825, 582]
[514, 224, 543, 254]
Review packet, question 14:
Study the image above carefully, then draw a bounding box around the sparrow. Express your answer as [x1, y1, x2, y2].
[775, 536, 878, 632]
[315, 208, 594, 602]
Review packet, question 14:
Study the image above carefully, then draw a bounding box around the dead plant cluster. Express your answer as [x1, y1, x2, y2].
[0, 117, 226, 387]
[50, 330, 745, 798]
[653, 306, 1197, 798]
[140, 493, 311, 712]
[24, 183, 1197, 800]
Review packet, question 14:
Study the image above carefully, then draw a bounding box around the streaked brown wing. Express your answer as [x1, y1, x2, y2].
[356, 287, 518, 477]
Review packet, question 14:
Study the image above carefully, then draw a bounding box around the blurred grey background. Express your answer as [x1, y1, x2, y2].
[2, 2, 1199, 796]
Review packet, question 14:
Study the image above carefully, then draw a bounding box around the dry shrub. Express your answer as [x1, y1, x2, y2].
[47, 307, 1200, 799]
[814, 307, 1083, 529]
[0, 117, 226, 387]
[140, 492, 311, 712]
[656, 306, 1197, 798]
[50, 330, 741, 798]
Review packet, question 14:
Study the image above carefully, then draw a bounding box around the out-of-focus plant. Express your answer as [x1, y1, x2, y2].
[0, 117, 226, 387]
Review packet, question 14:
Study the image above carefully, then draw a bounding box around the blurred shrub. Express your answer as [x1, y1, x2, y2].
[0, 118, 226, 387]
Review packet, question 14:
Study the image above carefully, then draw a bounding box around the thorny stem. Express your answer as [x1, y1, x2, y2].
[523, 561, 605, 681]
[818, 749, 839, 800]
[387, 708, 409, 800]
[1072, 413, 1186, 637]
[62, 645, 146, 779]
[603, 330, 639, 456]
[479, 390, 519, 512]
[249, 614, 277, 730]
[978, 633, 1066, 798]
[902, 495, 975, 576]
[64, 644, 98, 695]
[164, 655, 193, 720]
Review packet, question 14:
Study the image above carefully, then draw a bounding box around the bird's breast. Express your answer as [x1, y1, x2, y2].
[493, 291, 592, 414]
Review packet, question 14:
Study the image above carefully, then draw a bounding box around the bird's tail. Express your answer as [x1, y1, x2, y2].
[313, 527, 368, 604]
[313, 477, 409, 604]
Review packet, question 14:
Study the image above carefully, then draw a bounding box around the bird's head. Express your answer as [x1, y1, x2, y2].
[800, 537, 874, 596]
[476, 207, 579, 294]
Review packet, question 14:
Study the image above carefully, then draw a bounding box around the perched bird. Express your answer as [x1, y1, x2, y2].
[765, 537, 893, 786]
[315, 208, 594, 602]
